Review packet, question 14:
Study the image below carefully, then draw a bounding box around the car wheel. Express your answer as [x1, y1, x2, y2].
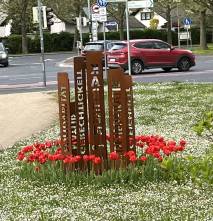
[177, 57, 191, 71]
[3, 61, 9, 67]
[131, 60, 143, 74]
[162, 67, 172, 72]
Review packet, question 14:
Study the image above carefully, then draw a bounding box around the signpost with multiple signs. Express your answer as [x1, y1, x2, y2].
[182, 17, 192, 48]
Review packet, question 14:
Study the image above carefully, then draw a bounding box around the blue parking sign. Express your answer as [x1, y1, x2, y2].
[183, 18, 192, 25]
[97, 0, 108, 7]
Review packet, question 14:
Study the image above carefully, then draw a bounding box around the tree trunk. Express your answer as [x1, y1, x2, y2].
[21, 16, 28, 54]
[73, 27, 79, 50]
[166, 4, 172, 45]
[119, 21, 124, 40]
[200, 10, 208, 50]
[21, 0, 28, 54]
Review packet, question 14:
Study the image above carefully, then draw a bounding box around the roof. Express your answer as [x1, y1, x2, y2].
[0, 12, 7, 25]
[125, 16, 145, 29]
[113, 39, 164, 43]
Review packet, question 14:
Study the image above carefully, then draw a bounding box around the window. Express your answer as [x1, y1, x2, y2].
[0, 43, 4, 51]
[134, 42, 154, 49]
[84, 44, 103, 51]
[153, 42, 170, 49]
[141, 12, 153, 20]
[110, 43, 127, 51]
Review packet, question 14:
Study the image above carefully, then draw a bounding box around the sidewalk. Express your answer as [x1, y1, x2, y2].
[0, 91, 58, 149]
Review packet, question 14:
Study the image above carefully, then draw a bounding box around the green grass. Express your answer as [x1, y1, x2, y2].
[0, 82, 213, 220]
[191, 43, 213, 55]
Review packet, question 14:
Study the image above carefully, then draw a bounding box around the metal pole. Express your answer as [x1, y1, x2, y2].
[126, 0, 131, 75]
[87, 0, 92, 41]
[79, 13, 83, 51]
[186, 27, 189, 48]
[103, 21, 107, 76]
[177, 2, 180, 48]
[38, 0, 46, 87]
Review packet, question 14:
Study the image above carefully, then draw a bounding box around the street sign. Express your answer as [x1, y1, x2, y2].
[184, 24, 190, 29]
[107, 0, 127, 2]
[92, 13, 100, 21]
[183, 17, 192, 25]
[128, 0, 153, 9]
[105, 21, 118, 30]
[92, 4, 100, 13]
[179, 32, 191, 40]
[99, 7, 107, 22]
[97, 0, 108, 7]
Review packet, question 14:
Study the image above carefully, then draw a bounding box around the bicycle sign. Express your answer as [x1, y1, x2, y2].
[97, 0, 108, 7]
[183, 17, 192, 25]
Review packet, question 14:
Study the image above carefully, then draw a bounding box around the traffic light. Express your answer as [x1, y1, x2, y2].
[42, 7, 54, 29]
[46, 7, 54, 28]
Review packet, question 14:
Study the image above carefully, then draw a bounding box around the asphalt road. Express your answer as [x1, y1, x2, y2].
[0, 53, 212, 94]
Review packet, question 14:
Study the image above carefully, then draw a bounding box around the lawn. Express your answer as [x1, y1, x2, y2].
[191, 43, 213, 55]
[0, 82, 213, 221]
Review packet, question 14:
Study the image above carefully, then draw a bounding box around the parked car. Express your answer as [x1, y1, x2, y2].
[0, 42, 9, 67]
[81, 40, 115, 56]
[107, 39, 196, 74]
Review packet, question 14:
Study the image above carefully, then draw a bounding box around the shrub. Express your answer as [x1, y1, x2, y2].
[4, 35, 22, 54]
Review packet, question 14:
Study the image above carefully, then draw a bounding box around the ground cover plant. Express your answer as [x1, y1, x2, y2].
[0, 82, 213, 221]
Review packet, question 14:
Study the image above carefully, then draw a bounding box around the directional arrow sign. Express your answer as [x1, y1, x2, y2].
[107, 0, 127, 2]
[128, 0, 153, 9]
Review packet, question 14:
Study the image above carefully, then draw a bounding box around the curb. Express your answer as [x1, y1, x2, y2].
[10, 51, 78, 57]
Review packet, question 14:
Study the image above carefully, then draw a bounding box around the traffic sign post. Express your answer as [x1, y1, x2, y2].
[183, 18, 192, 49]
[97, 0, 108, 7]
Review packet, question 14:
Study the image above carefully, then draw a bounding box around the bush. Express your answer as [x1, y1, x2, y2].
[1, 32, 74, 54]
[3, 35, 22, 54]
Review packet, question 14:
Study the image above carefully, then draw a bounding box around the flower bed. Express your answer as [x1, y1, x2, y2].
[17, 135, 186, 175]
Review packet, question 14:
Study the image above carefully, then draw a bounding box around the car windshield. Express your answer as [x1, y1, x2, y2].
[0, 43, 4, 51]
[110, 43, 127, 50]
[84, 43, 103, 51]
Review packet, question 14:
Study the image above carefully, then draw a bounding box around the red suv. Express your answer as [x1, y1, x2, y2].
[107, 39, 195, 74]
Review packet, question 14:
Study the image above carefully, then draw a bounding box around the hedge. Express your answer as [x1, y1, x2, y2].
[0, 32, 74, 54]
[0, 29, 212, 54]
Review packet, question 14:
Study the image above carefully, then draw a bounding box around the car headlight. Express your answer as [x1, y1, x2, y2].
[1, 53, 7, 59]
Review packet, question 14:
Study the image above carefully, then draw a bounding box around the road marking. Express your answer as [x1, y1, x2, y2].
[0, 80, 74, 89]
[9, 63, 41, 66]
[58, 56, 74, 67]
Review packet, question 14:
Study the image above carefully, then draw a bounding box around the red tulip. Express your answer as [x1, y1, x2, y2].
[93, 157, 102, 165]
[140, 156, 147, 162]
[109, 151, 119, 160]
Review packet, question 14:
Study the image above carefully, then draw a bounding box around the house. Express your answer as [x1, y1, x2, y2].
[0, 11, 11, 37]
[50, 7, 146, 35]
[130, 8, 167, 29]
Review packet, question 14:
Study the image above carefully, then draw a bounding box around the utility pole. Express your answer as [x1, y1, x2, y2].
[87, 0, 92, 41]
[126, 0, 131, 75]
[37, 0, 46, 87]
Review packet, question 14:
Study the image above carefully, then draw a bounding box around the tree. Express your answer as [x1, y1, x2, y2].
[154, 0, 178, 44]
[0, 0, 36, 53]
[150, 18, 159, 29]
[43, 0, 86, 47]
[193, 0, 213, 12]
[182, 0, 209, 49]
[107, 2, 126, 40]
